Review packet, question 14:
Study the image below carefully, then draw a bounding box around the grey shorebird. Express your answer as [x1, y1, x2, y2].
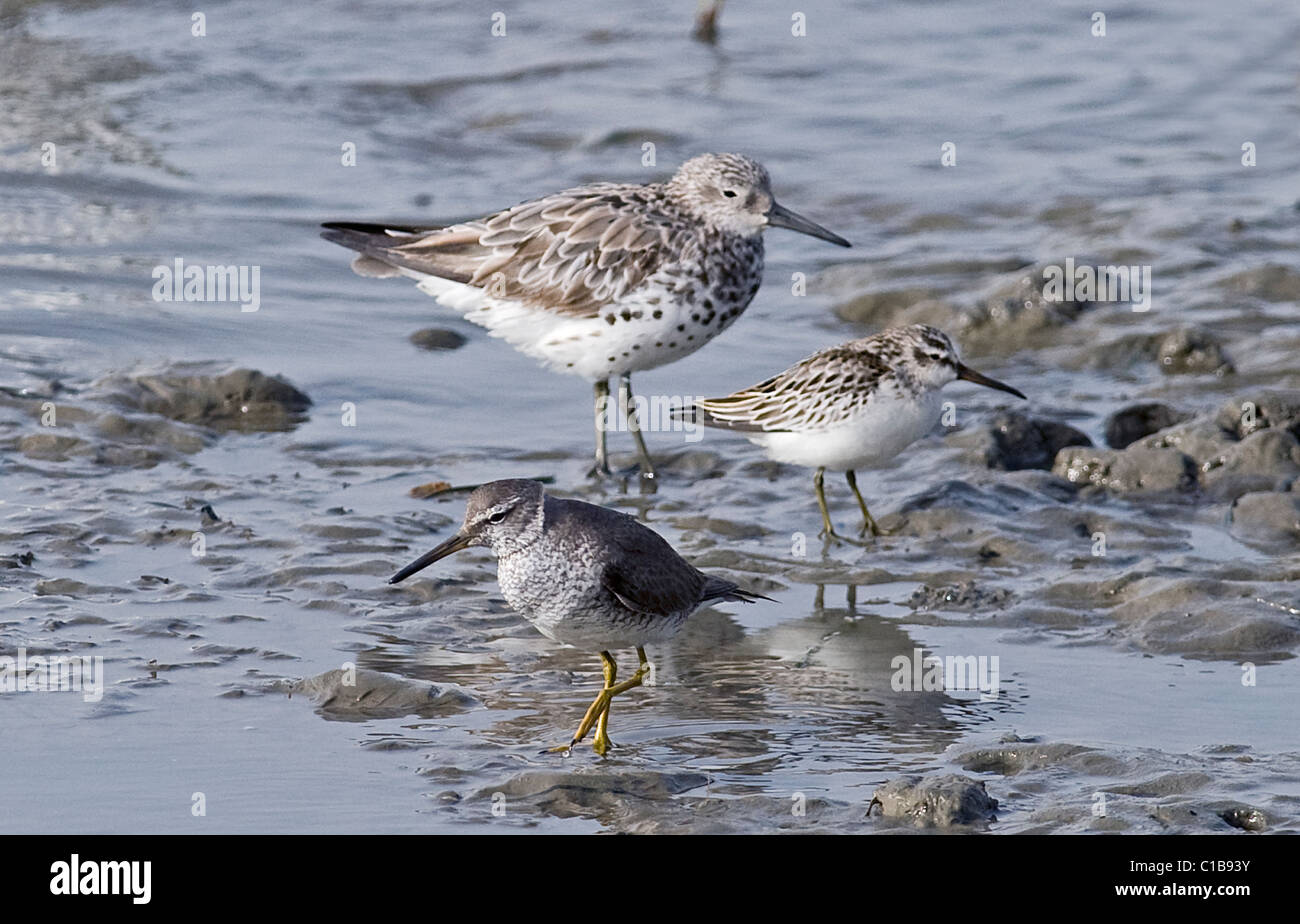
[322, 153, 849, 484]
[388, 478, 769, 755]
[685, 324, 1027, 544]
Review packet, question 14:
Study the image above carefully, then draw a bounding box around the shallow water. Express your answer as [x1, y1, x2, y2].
[2, 0, 1299, 833]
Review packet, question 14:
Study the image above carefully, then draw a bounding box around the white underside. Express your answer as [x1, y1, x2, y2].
[409, 271, 727, 381]
[746, 388, 943, 471]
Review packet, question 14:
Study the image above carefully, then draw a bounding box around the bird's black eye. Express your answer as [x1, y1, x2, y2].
[489, 510, 508, 524]
[722, 189, 738, 198]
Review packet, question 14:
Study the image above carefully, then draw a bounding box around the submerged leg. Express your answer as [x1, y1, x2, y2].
[619, 373, 657, 486]
[845, 469, 885, 537]
[589, 379, 611, 478]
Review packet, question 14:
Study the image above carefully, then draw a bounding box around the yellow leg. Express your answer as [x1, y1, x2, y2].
[592, 647, 650, 755]
[846, 470, 890, 537]
[816, 468, 867, 546]
[552, 649, 650, 757]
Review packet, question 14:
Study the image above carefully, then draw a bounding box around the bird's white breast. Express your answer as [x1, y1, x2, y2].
[408, 259, 758, 381]
[748, 385, 943, 471]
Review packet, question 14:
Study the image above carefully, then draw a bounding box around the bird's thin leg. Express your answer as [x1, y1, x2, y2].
[555, 651, 618, 754]
[816, 467, 866, 547]
[619, 374, 657, 486]
[845, 469, 886, 537]
[588, 380, 612, 479]
[592, 647, 651, 755]
[815, 468, 833, 537]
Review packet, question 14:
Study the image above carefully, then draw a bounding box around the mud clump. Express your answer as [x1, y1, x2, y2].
[1154, 327, 1234, 376]
[869, 774, 998, 827]
[1215, 263, 1300, 303]
[288, 668, 478, 719]
[1219, 806, 1267, 831]
[908, 580, 1013, 612]
[1214, 391, 1300, 440]
[95, 366, 312, 432]
[1229, 492, 1300, 543]
[1052, 446, 1198, 493]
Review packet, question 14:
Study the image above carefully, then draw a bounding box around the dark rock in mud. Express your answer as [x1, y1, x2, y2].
[1228, 492, 1300, 543]
[288, 668, 478, 719]
[1214, 391, 1300, 440]
[409, 328, 468, 351]
[1052, 446, 1198, 493]
[953, 410, 1091, 470]
[869, 773, 998, 827]
[96, 366, 312, 432]
[1154, 327, 1234, 376]
[1104, 402, 1190, 449]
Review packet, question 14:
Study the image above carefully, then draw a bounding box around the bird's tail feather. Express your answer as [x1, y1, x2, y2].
[703, 576, 775, 604]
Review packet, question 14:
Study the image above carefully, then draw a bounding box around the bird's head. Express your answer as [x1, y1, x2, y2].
[897, 325, 1027, 398]
[666, 153, 850, 247]
[388, 479, 546, 583]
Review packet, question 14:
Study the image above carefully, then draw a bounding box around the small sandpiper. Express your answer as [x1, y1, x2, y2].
[322, 153, 849, 484]
[685, 324, 1027, 543]
[388, 478, 769, 755]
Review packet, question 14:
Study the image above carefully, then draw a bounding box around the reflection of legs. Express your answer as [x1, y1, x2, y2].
[590, 379, 611, 478]
[845, 470, 883, 537]
[619, 374, 657, 483]
[816, 467, 866, 546]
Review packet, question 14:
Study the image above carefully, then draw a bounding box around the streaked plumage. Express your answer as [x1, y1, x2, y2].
[687, 325, 1027, 542]
[323, 153, 849, 481]
[387, 479, 768, 753]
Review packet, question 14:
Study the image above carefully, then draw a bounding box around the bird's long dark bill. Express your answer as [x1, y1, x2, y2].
[389, 534, 472, 584]
[956, 363, 1027, 400]
[767, 201, 851, 247]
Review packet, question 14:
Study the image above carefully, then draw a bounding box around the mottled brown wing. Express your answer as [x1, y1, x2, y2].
[325, 184, 676, 319]
[694, 344, 890, 432]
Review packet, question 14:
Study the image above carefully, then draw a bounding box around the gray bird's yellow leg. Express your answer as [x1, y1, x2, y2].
[592, 647, 651, 754]
[619, 374, 657, 487]
[846, 469, 889, 537]
[816, 467, 867, 546]
[553, 649, 651, 757]
[589, 379, 612, 478]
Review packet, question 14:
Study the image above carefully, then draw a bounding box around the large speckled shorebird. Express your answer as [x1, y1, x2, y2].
[322, 153, 849, 483]
[388, 478, 769, 755]
[685, 325, 1027, 543]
